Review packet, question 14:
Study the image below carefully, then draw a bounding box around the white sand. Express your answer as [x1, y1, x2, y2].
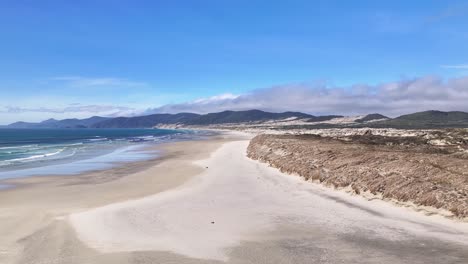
[70, 140, 468, 261]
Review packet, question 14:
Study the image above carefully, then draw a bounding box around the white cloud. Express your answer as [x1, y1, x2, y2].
[146, 75, 468, 117]
[372, 12, 419, 34]
[426, 4, 468, 24]
[192, 93, 240, 104]
[3, 104, 135, 115]
[50, 76, 148, 88]
[440, 64, 468, 69]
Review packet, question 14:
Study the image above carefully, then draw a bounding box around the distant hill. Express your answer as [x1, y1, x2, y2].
[369, 111, 468, 128]
[7, 116, 109, 129]
[308, 115, 344, 122]
[250, 110, 468, 130]
[40, 118, 59, 125]
[355, 113, 389, 123]
[184, 110, 315, 125]
[91, 110, 318, 128]
[7, 121, 38, 129]
[91, 113, 201, 128]
[51, 116, 110, 128]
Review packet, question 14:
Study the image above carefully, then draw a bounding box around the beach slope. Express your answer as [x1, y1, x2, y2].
[70, 140, 468, 263]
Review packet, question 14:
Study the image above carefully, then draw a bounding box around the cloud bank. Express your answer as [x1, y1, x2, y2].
[0, 104, 138, 118]
[0, 103, 139, 125]
[3, 104, 134, 115]
[146, 75, 468, 117]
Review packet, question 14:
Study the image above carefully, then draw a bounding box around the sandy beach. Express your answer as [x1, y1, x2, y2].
[0, 133, 234, 264]
[1, 133, 468, 264]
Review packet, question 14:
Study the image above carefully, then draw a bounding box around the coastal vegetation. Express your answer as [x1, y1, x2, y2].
[247, 132, 468, 218]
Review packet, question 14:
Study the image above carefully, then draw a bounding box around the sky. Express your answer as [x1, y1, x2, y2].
[1, 0, 468, 124]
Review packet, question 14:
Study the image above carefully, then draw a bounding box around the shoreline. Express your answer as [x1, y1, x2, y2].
[0, 128, 219, 183]
[0, 132, 240, 264]
[0, 131, 467, 263]
[0, 147, 164, 190]
[0, 143, 158, 181]
[0, 129, 223, 189]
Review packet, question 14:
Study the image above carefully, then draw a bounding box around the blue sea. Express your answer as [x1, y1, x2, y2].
[0, 128, 208, 181]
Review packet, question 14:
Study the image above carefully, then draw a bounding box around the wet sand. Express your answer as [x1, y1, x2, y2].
[1, 133, 468, 264]
[0, 134, 234, 264]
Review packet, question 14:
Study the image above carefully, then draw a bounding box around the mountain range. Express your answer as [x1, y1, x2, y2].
[6, 116, 110, 129]
[3, 110, 468, 129]
[364, 110, 468, 129]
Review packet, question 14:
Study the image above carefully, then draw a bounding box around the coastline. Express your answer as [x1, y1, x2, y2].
[0, 128, 215, 181]
[0, 131, 467, 263]
[0, 132, 240, 264]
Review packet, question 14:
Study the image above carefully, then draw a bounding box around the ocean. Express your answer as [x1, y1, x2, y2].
[0, 128, 206, 180]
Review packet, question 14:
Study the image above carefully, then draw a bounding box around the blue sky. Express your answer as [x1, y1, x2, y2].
[1, 0, 468, 124]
